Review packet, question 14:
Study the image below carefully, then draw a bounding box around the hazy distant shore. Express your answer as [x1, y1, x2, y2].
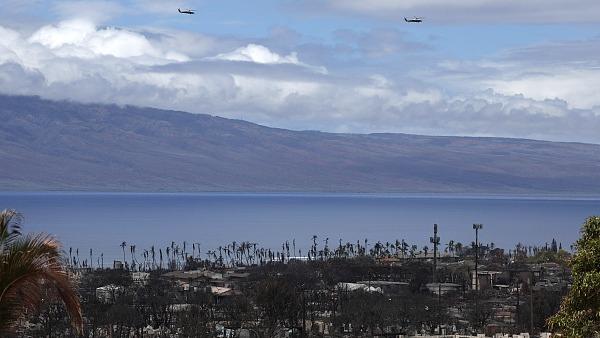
[3, 94, 600, 194]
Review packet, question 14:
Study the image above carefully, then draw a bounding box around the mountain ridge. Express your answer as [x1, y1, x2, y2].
[1, 94, 599, 194]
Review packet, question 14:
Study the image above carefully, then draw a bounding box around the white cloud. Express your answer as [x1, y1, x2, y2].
[430, 39, 600, 110]
[1, 19, 600, 143]
[487, 68, 600, 110]
[211, 43, 327, 74]
[480, 39, 600, 110]
[214, 44, 300, 65]
[28, 20, 189, 63]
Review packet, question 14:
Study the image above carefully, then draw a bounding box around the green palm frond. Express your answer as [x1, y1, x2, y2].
[0, 209, 22, 248]
[0, 210, 82, 335]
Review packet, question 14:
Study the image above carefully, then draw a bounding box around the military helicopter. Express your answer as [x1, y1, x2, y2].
[404, 17, 424, 23]
[178, 8, 195, 14]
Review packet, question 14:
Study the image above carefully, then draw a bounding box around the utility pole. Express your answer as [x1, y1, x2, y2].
[529, 276, 534, 334]
[430, 223, 440, 283]
[302, 288, 306, 338]
[473, 223, 483, 329]
[438, 283, 442, 334]
[516, 278, 520, 332]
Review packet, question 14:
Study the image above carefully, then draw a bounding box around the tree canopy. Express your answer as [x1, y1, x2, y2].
[548, 216, 600, 337]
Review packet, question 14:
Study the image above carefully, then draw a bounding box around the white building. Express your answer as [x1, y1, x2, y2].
[336, 282, 383, 293]
[131, 271, 150, 284]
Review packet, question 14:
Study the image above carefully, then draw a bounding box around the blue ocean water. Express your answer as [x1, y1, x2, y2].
[0, 192, 598, 262]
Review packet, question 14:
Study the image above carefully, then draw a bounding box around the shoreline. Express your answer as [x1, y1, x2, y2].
[2, 190, 600, 200]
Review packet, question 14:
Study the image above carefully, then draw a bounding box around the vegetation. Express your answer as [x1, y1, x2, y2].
[23, 234, 574, 336]
[0, 209, 82, 335]
[549, 216, 600, 337]
[0, 207, 584, 337]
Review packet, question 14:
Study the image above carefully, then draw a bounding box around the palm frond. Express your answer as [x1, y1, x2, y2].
[0, 233, 83, 334]
[0, 209, 22, 248]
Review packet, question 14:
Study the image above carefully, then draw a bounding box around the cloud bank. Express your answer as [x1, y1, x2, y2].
[0, 19, 600, 143]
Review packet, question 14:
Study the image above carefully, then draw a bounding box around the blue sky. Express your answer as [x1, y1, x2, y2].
[1, 0, 600, 143]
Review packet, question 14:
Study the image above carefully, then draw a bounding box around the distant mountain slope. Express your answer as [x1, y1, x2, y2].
[1, 94, 599, 193]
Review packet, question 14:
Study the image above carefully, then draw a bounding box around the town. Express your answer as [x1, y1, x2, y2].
[15, 224, 572, 338]
[2, 0, 600, 336]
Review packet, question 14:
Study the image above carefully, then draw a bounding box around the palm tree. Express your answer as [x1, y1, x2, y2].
[410, 245, 417, 258]
[130, 244, 136, 270]
[446, 240, 455, 255]
[195, 242, 201, 259]
[454, 242, 463, 256]
[159, 248, 164, 269]
[120, 241, 127, 264]
[400, 239, 408, 258]
[0, 209, 82, 334]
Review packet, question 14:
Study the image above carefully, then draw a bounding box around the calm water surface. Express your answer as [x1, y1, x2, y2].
[0, 192, 598, 261]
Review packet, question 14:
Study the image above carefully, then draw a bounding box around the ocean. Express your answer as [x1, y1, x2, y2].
[0, 192, 598, 262]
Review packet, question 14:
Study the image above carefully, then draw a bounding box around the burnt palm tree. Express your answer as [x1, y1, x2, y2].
[150, 246, 156, 270]
[142, 249, 148, 271]
[195, 242, 201, 259]
[454, 242, 463, 256]
[120, 241, 127, 264]
[130, 244, 136, 270]
[75, 248, 79, 268]
[292, 239, 296, 257]
[159, 248, 164, 270]
[0, 209, 82, 334]
[410, 245, 418, 258]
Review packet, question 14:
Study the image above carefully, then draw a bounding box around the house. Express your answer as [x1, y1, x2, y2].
[224, 271, 250, 280]
[162, 269, 223, 286]
[471, 270, 502, 290]
[113, 260, 124, 270]
[208, 286, 240, 304]
[336, 282, 383, 293]
[355, 280, 409, 293]
[425, 282, 461, 295]
[131, 271, 150, 284]
[210, 286, 233, 296]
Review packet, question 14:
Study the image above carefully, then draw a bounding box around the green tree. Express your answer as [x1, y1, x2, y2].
[548, 216, 600, 337]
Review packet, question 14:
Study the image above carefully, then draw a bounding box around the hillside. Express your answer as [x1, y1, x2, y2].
[1, 95, 599, 193]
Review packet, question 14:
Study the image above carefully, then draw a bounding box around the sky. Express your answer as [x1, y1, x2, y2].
[1, 0, 600, 143]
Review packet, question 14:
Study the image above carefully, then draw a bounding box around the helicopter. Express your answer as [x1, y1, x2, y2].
[404, 17, 424, 23]
[178, 8, 195, 14]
